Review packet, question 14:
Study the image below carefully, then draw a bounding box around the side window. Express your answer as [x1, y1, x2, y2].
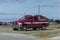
[29, 17, 34, 22]
[34, 17, 37, 21]
[25, 17, 27, 19]
[38, 16, 45, 20]
[38, 16, 41, 20]
[29, 18, 33, 21]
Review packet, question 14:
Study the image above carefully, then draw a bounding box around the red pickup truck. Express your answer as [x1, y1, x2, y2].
[12, 15, 49, 31]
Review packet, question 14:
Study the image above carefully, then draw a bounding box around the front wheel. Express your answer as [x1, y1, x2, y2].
[20, 25, 27, 31]
[41, 25, 46, 30]
[13, 28, 18, 31]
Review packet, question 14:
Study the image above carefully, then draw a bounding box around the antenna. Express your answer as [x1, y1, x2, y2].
[38, 0, 40, 15]
[24, 12, 26, 15]
[38, 4, 40, 15]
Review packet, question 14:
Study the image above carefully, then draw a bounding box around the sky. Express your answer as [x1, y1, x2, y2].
[0, 0, 60, 22]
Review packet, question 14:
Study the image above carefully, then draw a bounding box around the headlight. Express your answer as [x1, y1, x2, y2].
[18, 22, 22, 25]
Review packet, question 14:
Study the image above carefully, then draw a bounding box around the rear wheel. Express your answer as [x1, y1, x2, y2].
[13, 28, 18, 31]
[41, 25, 46, 30]
[33, 28, 37, 30]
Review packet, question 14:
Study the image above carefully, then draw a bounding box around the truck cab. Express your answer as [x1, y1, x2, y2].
[12, 15, 49, 31]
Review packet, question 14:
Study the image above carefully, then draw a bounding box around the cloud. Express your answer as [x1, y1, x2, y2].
[0, 12, 24, 15]
[39, 0, 60, 7]
[53, 0, 60, 2]
[15, 0, 27, 2]
[40, 5, 60, 7]
[40, 5, 55, 7]
[48, 0, 60, 4]
[0, 0, 27, 4]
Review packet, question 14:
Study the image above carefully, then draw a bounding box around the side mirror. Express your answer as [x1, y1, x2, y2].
[29, 18, 33, 22]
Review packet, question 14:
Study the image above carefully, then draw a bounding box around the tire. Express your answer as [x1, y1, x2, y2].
[33, 28, 37, 30]
[13, 28, 18, 31]
[41, 25, 46, 30]
[37, 28, 40, 30]
[21, 25, 27, 31]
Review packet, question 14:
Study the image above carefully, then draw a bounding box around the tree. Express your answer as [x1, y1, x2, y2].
[55, 20, 60, 24]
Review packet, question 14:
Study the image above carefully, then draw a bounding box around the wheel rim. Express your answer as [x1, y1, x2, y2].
[23, 27, 27, 30]
[41, 26, 46, 30]
[43, 26, 46, 29]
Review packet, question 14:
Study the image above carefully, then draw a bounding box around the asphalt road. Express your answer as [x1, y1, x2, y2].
[0, 33, 40, 40]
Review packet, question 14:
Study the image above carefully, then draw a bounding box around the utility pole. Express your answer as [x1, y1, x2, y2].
[38, 0, 40, 15]
[38, 4, 40, 15]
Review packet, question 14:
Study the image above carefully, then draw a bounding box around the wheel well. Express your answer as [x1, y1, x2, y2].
[24, 24, 27, 26]
[23, 24, 27, 27]
[42, 23, 46, 26]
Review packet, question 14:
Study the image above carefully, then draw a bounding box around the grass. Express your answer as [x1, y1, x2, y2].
[0, 24, 60, 40]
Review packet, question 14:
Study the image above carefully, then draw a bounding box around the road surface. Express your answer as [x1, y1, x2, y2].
[0, 33, 40, 40]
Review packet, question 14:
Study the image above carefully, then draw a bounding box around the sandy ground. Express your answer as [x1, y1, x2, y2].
[0, 32, 40, 40]
[49, 36, 60, 40]
[0, 24, 60, 40]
